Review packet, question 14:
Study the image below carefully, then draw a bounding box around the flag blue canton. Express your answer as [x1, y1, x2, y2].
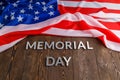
[0, 0, 60, 29]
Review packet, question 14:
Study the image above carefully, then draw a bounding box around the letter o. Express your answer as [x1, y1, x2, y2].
[55, 41, 64, 49]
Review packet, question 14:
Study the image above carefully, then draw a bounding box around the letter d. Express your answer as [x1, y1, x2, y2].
[46, 57, 55, 67]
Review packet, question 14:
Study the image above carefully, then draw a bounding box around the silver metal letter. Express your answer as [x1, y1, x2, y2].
[46, 57, 55, 66]
[55, 57, 64, 66]
[26, 41, 36, 49]
[63, 56, 71, 66]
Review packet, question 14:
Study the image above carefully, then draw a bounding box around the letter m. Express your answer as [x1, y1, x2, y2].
[26, 41, 36, 49]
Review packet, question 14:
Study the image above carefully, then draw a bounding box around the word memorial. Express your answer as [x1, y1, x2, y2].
[26, 41, 94, 67]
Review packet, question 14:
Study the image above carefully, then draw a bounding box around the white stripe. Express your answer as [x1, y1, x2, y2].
[43, 27, 120, 38]
[0, 12, 107, 36]
[89, 11, 120, 22]
[95, 18, 120, 22]
[42, 28, 104, 37]
[43, 28, 93, 37]
[0, 37, 25, 53]
[111, 30, 120, 38]
[89, 11, 120, 18]
[58, 1, 120, 10]
[43, 28, 120, 52]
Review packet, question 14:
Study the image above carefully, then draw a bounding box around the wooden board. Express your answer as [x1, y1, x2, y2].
[0, 35, 120, 80]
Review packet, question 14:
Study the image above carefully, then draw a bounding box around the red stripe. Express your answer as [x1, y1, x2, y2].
[0, 26, 51, 45]
[0, 35, 26, 45]
[0, 20, 120, 46]
[98, 21, 120, 30]
[58, 5, 120, 14]
[86, 0, 120, 4]
[50, 20, 94, 30]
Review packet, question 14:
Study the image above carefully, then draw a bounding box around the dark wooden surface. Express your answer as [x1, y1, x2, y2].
[0, 35, 120, 80]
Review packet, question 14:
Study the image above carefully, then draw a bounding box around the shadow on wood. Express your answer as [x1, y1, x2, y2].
[0, 35, 120, 80]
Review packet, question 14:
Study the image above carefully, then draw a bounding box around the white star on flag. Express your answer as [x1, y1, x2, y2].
[13, 3, 18, 7]
[42, 6, 47, 11]
[48, 11, 54, 16]
[28, 4, 33, 10]
[20, 9, 25, 13]
[34, 16, 39, 21]
[4, 15, 8, 19]
[49, 5, 53, 9]
[17, 15, 23, 22]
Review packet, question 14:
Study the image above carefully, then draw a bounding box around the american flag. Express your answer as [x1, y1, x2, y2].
[0, 0, 120, 52]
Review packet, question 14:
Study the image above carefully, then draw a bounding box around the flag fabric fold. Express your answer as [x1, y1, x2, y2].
[0, 0, 120, 52]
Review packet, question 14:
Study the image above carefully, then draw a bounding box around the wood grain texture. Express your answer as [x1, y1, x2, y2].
[0, 35, 120, 80]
